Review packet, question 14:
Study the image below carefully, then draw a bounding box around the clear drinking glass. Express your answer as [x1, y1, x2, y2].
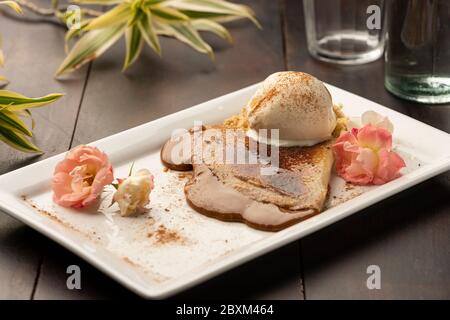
[303, 0, 386, 65]
[385, 0, 450, 104]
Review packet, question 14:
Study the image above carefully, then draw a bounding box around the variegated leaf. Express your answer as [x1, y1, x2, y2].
[158, 22, 213, 59]
[138, 9, 161, 55]
[20, 109, 35, 130]
[0, 127, 42, 153]
[0, 109, 32, 136]
[128, 5, 145, 26]
[123, 25, 143, 70]
[65, 19, 91, 54]
[0, 90, 63, 110]
[150, 6, 189, 21]
[0, 1, 22, 13]
[56, 24, 126, 76]
[191, 19, 232, 42]
[86, 3, 131, 30]
[163, 0, 260, 27]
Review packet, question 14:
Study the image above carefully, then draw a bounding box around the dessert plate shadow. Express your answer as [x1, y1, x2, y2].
[0, 83, 449, 298]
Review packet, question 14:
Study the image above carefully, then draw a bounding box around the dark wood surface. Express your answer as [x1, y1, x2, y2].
[0, 0, 449, 299]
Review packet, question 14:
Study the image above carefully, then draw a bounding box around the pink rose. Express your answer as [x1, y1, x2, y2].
[361, 110, 394, 133]
[52, 145, 114, 208]
[332, 124, 406, 185]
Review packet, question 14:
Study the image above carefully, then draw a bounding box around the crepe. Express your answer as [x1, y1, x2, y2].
[161, 127, 334, 231]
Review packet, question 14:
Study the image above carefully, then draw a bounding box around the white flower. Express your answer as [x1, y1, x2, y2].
[361, 110, 394, 133]
[113, 169, 154, 217]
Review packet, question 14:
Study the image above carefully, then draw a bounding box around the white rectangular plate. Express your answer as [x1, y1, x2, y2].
[1, 83, 450, 299]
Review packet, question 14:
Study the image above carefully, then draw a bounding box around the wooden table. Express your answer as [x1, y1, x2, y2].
[0, 0, 449, 299]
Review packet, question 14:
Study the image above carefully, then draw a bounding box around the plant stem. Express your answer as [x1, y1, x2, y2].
[15, 0, 102, 17]
[15, 0, 53, 15]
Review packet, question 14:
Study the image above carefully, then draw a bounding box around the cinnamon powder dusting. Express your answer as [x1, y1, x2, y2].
[123, 256, 139, 267]
[178, 172, 192, 180]
[249, 87, 278, 113]
[22, 195, 81, 233]
[147, 225, 186, 245]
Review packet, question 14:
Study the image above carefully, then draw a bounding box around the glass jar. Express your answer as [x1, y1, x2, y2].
[303, 0, 386, 65]
[385, 0, 450, 104]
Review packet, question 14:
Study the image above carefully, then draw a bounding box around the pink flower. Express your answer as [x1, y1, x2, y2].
[332, 124, 406, 185]
[361, 110, 394, 133]
[52, 145, 114, 208]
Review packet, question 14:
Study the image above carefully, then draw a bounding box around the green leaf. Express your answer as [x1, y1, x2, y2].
[20, 109, 35, 130]
[0, 1, 22, 14]
[14, 109, 35, 130]
[56, 24, 126, 76]
[0, 90, 63, 111]
[191, 19, 232, 42]
[0, 109, 32, 136]
[0, 127, 42, 153]
[85, 3, 131, 30]
[176, 10, 229, 20]
[163, 0, 260, 27]
[138, 10, 161, 55]
[65, 19, 91, 54]
[150, 6, 189, 21]
[123, 25, 143, 70]
[157, 22, 213, 59]
[128, 5, 144, 26]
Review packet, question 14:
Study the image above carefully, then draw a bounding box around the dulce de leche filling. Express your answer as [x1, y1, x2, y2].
[184, 163, 317, 231]
[161, 128, 334, 231]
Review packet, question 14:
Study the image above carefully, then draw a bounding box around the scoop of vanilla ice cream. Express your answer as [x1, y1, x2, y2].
[246, 72, 337, 146]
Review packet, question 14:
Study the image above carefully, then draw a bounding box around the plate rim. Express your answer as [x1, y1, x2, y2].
[0, 81, 450, 299]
